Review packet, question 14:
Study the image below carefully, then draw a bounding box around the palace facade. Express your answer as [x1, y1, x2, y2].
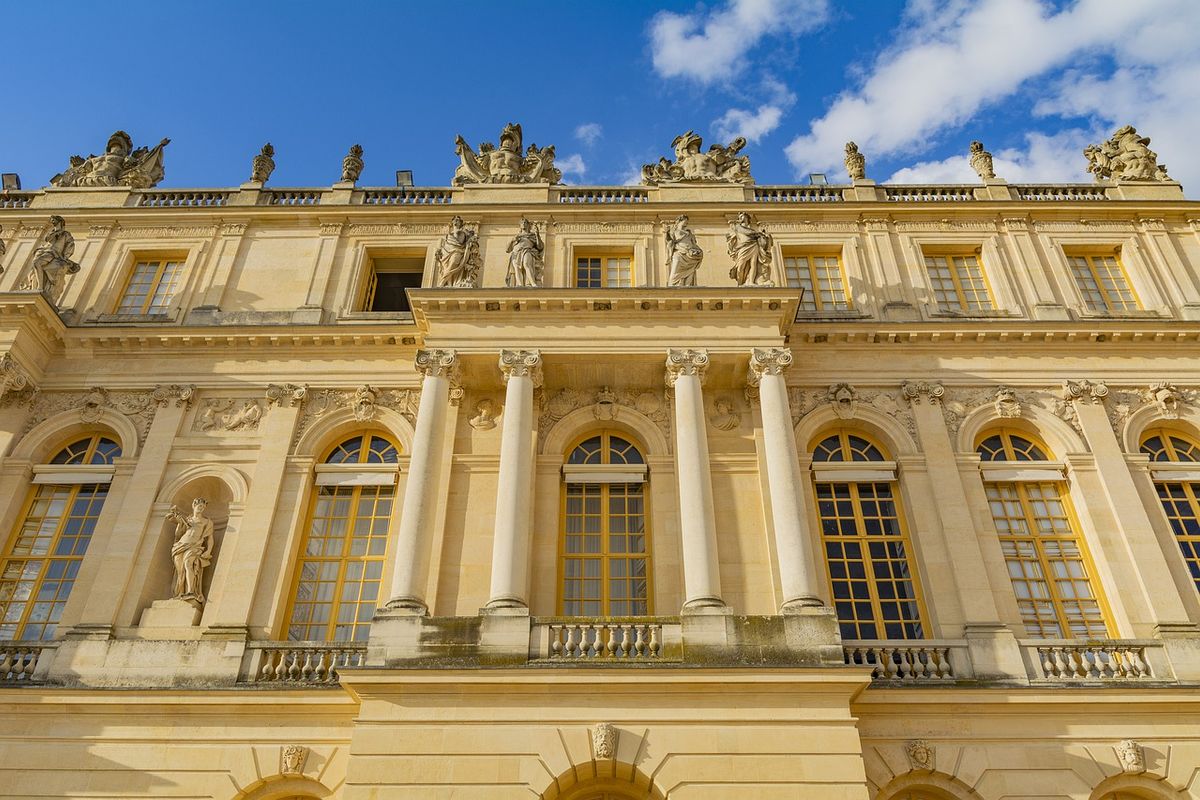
[0, 127, 1198, 799]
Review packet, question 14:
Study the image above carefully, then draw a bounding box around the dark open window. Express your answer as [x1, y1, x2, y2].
[364, 256, 424, 312]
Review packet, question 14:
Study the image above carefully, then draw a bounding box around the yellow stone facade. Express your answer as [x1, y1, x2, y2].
[0, 171, 1199, 799]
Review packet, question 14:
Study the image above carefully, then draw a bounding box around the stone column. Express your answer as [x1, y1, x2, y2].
[747, 348, 823, 610]
[665, 349, 724, 610]
[386, 349, 459, 613]
[486, 350, 542, 610]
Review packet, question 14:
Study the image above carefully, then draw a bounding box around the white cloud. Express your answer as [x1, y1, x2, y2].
[557, 153, 587, 183]
[713, 104, 786, 143]
[888, 129, 1100, 184]
[575, 123, 603, 147]
[649, 0, 829, 84]
[785, 0, 1200, 190]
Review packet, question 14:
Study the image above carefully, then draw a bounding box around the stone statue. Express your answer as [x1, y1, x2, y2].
[726, 212, 774, 286]
[641, 131, 753, 185]
[50, 130, 170, 188]
[166, 497, 215, 607]
[969, 141, 995, 180]
[505, 217, 545, 288]
[844, 142, 866, 180]
[453, 123, 561, 185]
[250, 143, 275, 183]
[666, 215, 704, 287]
[1085, 126, 1169, 182]
[341, 144, 364, 184]
[23, 216, 81, 302]
[435, 216, 482, 288]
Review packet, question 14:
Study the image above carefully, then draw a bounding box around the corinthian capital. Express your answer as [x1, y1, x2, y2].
[415, 349, 460, 380]
[1063, 379, 1109, 404]
[499, 349, 543, 387]
[901, 380, 945, 405]
[747, 347, 793, 387]
[665, 348, 710, 388]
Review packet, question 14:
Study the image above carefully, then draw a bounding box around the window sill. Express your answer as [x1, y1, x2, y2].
[928, 308, 1016, 320]
[90, 312, 176, 324]
[1075, 308, 1162, 320]
[793, 309, 869, 321]
[339, 311, 416, 323]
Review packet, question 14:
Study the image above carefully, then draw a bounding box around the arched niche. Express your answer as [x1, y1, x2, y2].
[293, 405, 415, 460]
[541, 404, 670, 458]
[540, 760, 665, 800]
[955, 402, 1088, 458]
[11, 408, 141, 462]
[794, 402, 920, 458]
[134, 467, 245, 625]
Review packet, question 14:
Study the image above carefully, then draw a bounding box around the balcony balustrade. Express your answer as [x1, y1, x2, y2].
[242, 641, 366, 685]
[0, 641, 54, 683]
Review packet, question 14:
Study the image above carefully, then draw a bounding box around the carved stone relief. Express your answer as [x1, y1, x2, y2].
[281, 744, 308, 776]
[293, 386, 418, 446]
[591, 722, 618, 760]
[468, 398, 499, 431]
[1115, 739, 1145, 773]
[538, 386, 670, 449]
[194, 399, 263, 433]
[24, 388, 158, 443]
[905, 739, 934, 772]
[786, 384, 918, 440]
[709, 396, 741, 431]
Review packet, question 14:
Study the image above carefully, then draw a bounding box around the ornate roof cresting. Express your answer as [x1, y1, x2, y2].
[452, 123, 561, 186]
[642, 130, 753, 185]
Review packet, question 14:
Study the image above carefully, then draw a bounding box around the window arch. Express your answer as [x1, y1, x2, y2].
[559, 432, 651, 616]
[1140, 428, 1200, 598]
[811, 430, 926, 640]
[0, 434, 120, 640]
[978, 430, 1110, 638]
[284, 435, 400, 642]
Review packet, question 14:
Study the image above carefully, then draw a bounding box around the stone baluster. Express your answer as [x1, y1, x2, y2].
[486, 349, 542, 609]
[747, 348, 824, 610]
[386, 349, 459, 612]
[665, 348, 725, 610]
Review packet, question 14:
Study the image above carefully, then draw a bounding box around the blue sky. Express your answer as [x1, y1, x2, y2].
[2, 0, 1197, 192]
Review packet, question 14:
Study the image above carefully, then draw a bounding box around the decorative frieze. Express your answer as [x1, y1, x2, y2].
[194, 399, 263, 433]
[113, 225, 219, 239]
[293, 386, 419, 446]
[24, 388, 157, 443]
[346, 222, 445, 236]
[538, 385, 670, 448]
[552, 221, 655, 234]
[786, 384, 917, 440]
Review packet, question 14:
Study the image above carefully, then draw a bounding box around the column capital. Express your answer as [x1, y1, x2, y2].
[0, 352, 35, 403]
[1063, 379, 1109, 404]
[266, 383, 308, 407]
[499, 349, 543, 387]
[151, 384, 196, 408]
[665, 348, 710, 388]
[415, 348, 460, 380]
[901, 380, 945, 405]
[747, 347, 793, 387]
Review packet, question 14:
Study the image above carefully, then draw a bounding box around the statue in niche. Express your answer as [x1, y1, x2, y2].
[1085, 126, 1170, 182]
[167, 497, 215, 607]
[844, 142, 866, 180]
[50, 130, 169, 188]
[726, 212, 774, 286]
[505, 217, 545, 287]
[969, 141, 995, 180]
[250, 143, 275, 183]
[435, 215, 482, 288]
[641, 131, 753, 185]
[453, 123, 561, 185]
[341, 144, 364, 183]
[22, 216, 80, 302]
[666, 214, 704, 287]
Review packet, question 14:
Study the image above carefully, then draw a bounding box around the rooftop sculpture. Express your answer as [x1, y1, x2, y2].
[453, 123, 561, 186]
[969, 141, 995, 180]
[844, 142, 866, 181]
[250, 143, 275, 184]
[50, 130, 169, 189]
[1085, 125, 1170, 182]
[642, 131, 753, 185]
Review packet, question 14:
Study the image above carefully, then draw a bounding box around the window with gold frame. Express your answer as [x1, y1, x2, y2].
[922, 251, 993, 313]
[1066, 250, 1140, 313]
[574, 250, 633, 289]
[1140, 428, 1200, 598]
[0, 435, 120, 641]
[116, 257, 187, 315]
[811, 430, 926, 640]
[782, 251, 851, 312]
[284, 435, 399, 642]
[978, 430, 1112, 638]
[559, 432, 650, 616]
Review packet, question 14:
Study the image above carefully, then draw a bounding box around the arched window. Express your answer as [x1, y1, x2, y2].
[978, 430, 1110, 638]
[1140, 428, 1200, 597]
[559, 432, 650, 616]
[0, 435, 120, 640]
[811, 431, 925, 640]
[285, 435, 399, 642]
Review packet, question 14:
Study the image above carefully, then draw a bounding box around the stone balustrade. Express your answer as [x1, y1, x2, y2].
[843, 641, 963, 682]
[362, 188, 453, 205]
[752, 186, 845, 203]
[0, 642, 54, 683]
[243, 641, 366, 684]
[1024, 640, 1157, 681]
[0, 192, 36, 209]
[1014, 184, 1110, 201]
[885, 185, 978, 202]
[534, 618, 679, 661]
[135, 190, 231, 208]
[263, 189, 322, 206]
[555, 186, 650, 204]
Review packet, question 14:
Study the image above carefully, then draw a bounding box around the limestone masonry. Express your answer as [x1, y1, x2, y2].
[0, 125, 1198, 799]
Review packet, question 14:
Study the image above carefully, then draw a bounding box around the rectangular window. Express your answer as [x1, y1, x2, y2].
[1068, 252, 1140, 312]
[575, 251, 633, 288]
[923, 253, 992, 312]
[363, 255, 423, 313]
[784, 253, 850, 311]
[116, 259, 186, 315]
